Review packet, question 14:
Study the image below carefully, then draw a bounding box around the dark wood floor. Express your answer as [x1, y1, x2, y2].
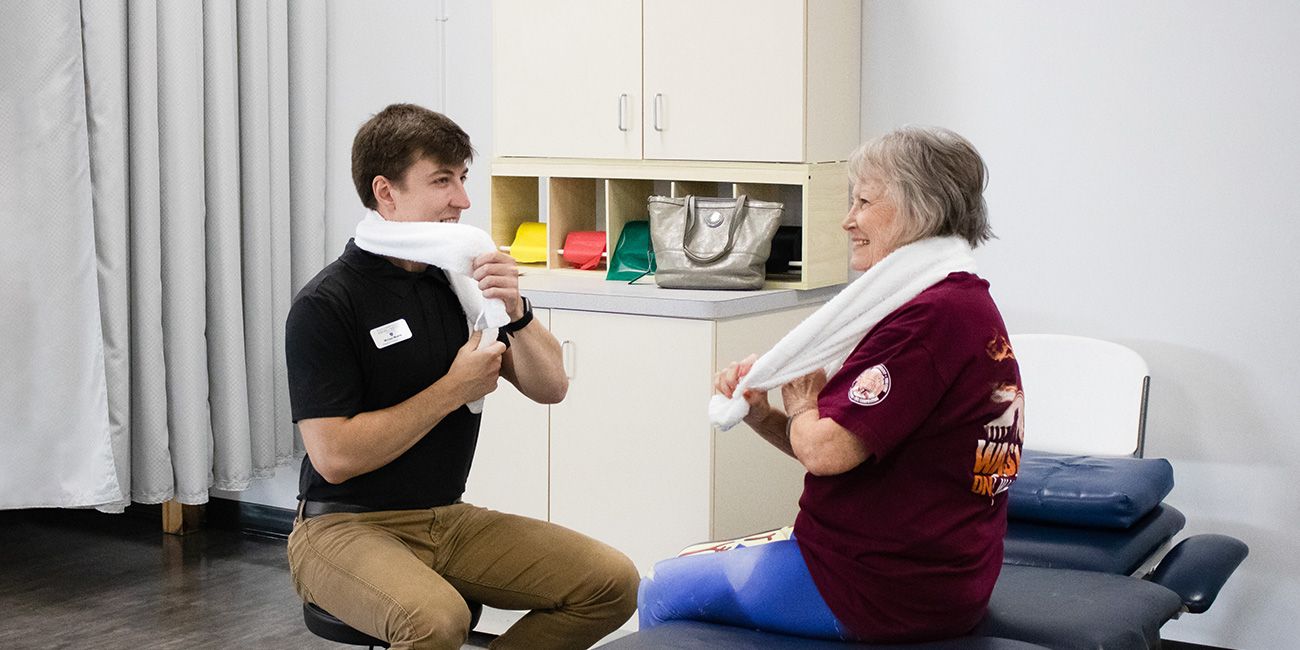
[0, 507, 492, 649]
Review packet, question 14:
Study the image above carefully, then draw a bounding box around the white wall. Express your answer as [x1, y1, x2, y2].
[861, 2, 1300, 647]
[322, 0, 444, 246]
[443, 0, 494, 229]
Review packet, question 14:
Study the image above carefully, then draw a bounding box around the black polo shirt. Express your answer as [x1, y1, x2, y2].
[286, 239, 503, 510]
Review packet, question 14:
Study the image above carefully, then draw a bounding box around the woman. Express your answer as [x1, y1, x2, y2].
[639, 126, 1024, 643]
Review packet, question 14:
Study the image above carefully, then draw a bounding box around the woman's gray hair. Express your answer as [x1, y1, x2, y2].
[848, 125, 992, 248]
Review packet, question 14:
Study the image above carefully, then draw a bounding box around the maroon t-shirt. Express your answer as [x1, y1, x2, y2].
[794, 272, 1024, 643]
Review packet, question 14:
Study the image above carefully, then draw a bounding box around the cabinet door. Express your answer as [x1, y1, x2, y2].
[548, 311, 715, 576]
[642, 0, 805, 162]
[463, 310, 551, 521]
[493, 0, 642, 159]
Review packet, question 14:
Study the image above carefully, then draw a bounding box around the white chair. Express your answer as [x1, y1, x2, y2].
[1009, 334, 1150, 457]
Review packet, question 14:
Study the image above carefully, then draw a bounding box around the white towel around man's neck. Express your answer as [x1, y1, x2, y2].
[708, 236, 978, 431]
[353, 210, 510, 413]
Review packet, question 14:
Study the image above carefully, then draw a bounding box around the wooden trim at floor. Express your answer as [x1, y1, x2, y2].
[161, 499, 204, 535]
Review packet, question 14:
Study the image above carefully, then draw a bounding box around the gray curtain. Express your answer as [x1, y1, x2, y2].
[0, 0, 120, 509]
[0, 0, 327, 510]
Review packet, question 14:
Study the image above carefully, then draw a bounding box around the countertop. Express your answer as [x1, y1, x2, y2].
[518, 272, 842, 319]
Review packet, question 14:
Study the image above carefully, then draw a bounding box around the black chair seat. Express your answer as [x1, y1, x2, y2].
[303, 600, 484, 648]
[304, 602, 388, 647]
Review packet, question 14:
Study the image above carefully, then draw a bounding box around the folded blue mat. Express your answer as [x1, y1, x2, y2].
[1004, 505, 1185, 574]
[1008, 451, 1174, 529]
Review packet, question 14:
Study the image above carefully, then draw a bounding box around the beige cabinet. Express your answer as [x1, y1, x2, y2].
[493, 0, 860, 163]
[464, 297, 827, 633]
[463, 309, 552, 521]
[492, 0, 642, 159]
[548, 310, 715, 575]
[470, 304, 816, 578]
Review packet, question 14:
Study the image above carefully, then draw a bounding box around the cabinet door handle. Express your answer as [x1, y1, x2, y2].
[561, 340, 575, 379]
[653, 93, 664, 132]
[618, 93, 629, 132]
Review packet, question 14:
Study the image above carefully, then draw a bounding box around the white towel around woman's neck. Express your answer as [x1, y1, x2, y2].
[353, 210, 510, 413]
[708, 236, 978, 431]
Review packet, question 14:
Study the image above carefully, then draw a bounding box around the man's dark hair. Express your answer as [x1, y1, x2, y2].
[351, 103, 476, 210]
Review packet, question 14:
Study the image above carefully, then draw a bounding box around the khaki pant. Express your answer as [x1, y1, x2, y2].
[287, 503, 639, 650]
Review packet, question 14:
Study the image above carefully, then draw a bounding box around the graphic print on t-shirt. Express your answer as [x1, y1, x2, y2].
[986, 330, 1016, 362]
[971, 332, 1024, 499]
[848, 364, 891, 406]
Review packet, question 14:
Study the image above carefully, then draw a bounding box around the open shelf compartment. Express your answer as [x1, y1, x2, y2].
[490, 158, 849, 290]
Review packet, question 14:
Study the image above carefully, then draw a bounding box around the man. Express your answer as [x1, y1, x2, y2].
[286, 104, 638, 650]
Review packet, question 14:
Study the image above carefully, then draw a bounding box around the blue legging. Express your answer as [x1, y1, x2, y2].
[637, 538, 856, 641]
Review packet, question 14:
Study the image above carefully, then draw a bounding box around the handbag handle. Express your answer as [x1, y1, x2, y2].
[682, 195, 747, 265]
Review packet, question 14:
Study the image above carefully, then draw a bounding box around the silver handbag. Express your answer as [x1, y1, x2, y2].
[647, 195, 783, 290]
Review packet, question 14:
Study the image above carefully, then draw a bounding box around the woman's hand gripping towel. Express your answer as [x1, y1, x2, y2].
[708, 236, 978, 430]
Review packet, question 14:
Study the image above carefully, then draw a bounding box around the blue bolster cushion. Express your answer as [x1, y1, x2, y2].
[1008, 451, 1174, 529]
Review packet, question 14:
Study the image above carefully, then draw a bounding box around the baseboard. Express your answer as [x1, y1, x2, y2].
[205, 497, 295, 539]
[123, 501, 162, 521]
[1163, 641, 1231, 650]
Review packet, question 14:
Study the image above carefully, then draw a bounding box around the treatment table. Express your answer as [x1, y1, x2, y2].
[600, 451, 1248, 650]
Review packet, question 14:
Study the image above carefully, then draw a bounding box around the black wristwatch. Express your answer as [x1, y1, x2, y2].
[500, 296, 534, 337]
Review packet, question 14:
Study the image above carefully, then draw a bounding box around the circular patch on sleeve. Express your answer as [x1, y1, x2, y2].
[848, 364, 891, 406]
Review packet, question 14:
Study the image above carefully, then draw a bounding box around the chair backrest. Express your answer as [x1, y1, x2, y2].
[1010, 334, 1150, 457]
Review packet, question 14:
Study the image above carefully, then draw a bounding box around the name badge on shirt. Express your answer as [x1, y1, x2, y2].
[370, 318, 413, 349]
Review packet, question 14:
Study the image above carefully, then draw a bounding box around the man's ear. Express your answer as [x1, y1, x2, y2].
[372, 175, 396, 210]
